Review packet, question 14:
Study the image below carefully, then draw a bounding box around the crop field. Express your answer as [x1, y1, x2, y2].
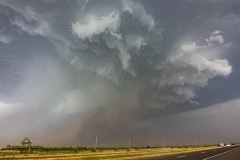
[0, 146, 219, 160]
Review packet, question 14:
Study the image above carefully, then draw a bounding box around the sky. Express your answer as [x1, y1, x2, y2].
[0, 0, 240, 148]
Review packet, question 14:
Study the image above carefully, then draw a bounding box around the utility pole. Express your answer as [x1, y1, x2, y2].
[180, 141, 182, 147]
[148, 139, 151, 147]
[128, 138, 131, 150]
[29, 133, 33, 152]
[195, 140, 197, 147]
[173, 140, 175, 148]
[163, 140, 165, 148]
[95, 136, 97, 151]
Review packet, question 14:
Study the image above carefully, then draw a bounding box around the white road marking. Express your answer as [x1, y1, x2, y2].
[202, 147, 240, 160]
[177, 155, 186, 158]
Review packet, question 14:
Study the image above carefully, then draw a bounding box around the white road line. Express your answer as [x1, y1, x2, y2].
[177, 155, 186, 158]
[202, 147, 240, 160]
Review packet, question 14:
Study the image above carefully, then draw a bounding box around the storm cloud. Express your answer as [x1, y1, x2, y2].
[0, 0, 239, 147]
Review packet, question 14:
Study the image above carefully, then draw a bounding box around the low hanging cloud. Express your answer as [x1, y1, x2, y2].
[206, 30, 224, 46]
[152, 32, 232, 105]
[0, 34, 13, 44]
[72, 11, 121, 40]
[121, 0, 155, 31]
[71, 0, 160, 78]
[0, 1, 50, 37]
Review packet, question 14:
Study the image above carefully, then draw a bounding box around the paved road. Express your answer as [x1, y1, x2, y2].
[142, 146, 240, 160]
[206, 146, 240, 160]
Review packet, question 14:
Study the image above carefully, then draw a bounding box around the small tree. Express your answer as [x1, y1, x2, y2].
[7, 145, 11, 149]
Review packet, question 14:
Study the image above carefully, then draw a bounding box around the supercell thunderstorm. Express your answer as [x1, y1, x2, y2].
[0, 0, 234, 146]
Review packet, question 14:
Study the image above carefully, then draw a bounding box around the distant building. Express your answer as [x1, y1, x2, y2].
[219, 143, 224, 147]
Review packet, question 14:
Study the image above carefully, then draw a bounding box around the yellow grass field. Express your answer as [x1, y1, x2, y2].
[0, 146, 219, 160]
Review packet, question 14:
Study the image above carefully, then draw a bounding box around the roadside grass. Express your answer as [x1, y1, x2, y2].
[0, 146, 219, 160]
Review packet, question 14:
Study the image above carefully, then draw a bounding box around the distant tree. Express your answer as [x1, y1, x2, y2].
[7, 145, 11, 149]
